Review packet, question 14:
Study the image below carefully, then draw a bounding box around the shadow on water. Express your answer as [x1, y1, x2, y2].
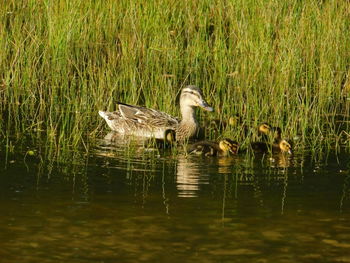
[0, 132, 350, 262]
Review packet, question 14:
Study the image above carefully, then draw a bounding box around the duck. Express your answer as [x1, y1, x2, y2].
[99, 85, 213, 142]
[187, 138, 239, 157]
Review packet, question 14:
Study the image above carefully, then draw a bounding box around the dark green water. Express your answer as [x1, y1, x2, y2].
[1, 134, 350, 263]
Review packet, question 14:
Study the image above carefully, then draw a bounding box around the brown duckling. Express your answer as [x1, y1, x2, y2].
[204, 114, 243, 137]
[258, 123, 271, 137]
[188, 138, 239, 157]
[251, 138, 292, 154]
[208, 114, 242, 130]
[253, 123, 292, 154]
[258, 123, 282, 141]
[144, 129, 176, 148]
[275, 138, 292, 154]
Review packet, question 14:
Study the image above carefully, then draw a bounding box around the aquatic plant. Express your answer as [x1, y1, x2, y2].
[1, 0, 349, 159]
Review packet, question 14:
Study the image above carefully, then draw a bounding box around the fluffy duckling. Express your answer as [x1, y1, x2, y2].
[258, 123, 282, 141]
[275, 138, 292, 154]
[204, 114, 245, 138]
[253, 123, 292, 154]
[144, 129, 176, 148]
[251, 137, 292, 154]
[188, 138, 239, 157]
[258, 123, 271, 137]
[206, 114, 242, 131]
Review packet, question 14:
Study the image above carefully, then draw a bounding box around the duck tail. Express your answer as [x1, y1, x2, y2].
[98, 110, 108, 119]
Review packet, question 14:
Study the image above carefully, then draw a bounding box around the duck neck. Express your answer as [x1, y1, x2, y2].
[180, 104, 198, 125]
[176, 104, 199, 141]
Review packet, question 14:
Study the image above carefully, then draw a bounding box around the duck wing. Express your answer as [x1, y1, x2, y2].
[118, 102, 178, 128]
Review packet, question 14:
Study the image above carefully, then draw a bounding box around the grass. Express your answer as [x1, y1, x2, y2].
[1, 0, 350, 160]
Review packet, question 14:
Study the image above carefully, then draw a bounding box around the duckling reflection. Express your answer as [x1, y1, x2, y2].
[176, 156, 208, 198]
[217, 157, 239, 174]
[187, 138, 239, 157]
[269, 153, 291, 168]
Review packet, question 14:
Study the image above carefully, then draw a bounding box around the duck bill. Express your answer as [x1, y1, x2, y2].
[229, 149, 236, 155]
[287, 149, 292, 155]
[198, 100, 213, 112]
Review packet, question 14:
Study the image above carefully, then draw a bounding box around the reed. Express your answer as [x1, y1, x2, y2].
[1, 0, 349, 159]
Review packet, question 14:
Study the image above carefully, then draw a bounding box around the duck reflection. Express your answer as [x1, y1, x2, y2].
[175, 155, 245, 197]
[176, 156, 209, 198]
[101, 132, 147, 147]
[96, 132, 168, 159]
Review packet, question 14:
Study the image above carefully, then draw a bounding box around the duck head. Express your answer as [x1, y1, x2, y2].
[180, 85, 213, 112]
[219, 138, 239, 155]
[258, 123, 271, 135]
[279, 139, 292, 154]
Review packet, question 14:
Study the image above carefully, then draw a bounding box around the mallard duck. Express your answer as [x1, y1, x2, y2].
[99, 85, 213, 142]
[251, 138, 292, 154]
[187, 138, 239, 157]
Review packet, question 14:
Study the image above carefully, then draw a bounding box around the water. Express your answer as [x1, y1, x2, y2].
[0, 134, 350, 262]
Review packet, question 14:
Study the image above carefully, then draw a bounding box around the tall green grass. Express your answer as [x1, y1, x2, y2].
[1, 0, 350, 157]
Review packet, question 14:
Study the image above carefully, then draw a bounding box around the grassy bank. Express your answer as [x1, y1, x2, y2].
[1, 0, 350, 156]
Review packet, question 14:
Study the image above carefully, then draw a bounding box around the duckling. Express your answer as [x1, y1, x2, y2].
[144, 129, 176, 148]
[271, 126, 282, 140]
[257, 123, 283, 141]
[251, 138, 292, 154]
[205, 114, 242, 131]
[253, 123, 292, 154]
[258, 123, 271, 137]
[204, 114, 245, 138]
[275, 138, 292, 154]
[188, 138, 239, 157]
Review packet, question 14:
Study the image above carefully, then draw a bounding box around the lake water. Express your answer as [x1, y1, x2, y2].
[0, 133, 350, 262]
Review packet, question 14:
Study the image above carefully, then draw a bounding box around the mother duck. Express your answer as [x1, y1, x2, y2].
[99, 85, 213, 142]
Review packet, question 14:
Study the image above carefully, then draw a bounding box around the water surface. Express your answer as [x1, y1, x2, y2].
[0, 134, 349, 262]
